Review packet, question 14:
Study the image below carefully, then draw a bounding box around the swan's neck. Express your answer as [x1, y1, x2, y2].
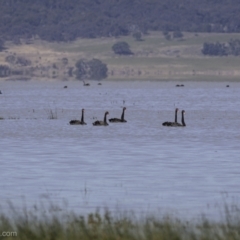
[121, 109, 125, 121]
[181, 113, 186, 126]
[175, 110, 178, 123]
[81, 111, 84, 122]
[104, 113, 107, 123]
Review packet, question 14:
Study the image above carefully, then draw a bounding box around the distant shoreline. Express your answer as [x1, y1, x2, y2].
[1, 32, 240, 82]
[1, 77, 239, 82]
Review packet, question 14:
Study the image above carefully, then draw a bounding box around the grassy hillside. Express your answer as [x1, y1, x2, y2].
[1, 32, 240, 81]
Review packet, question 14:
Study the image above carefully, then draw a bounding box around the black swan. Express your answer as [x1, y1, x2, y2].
[109, 107, 127, 123]
[162, 108, 181, 126]
[83, 80, 90, 86]
[69, 109, 87, 125]
[92, 111, 109, 126]
[180, 110, 186, 127]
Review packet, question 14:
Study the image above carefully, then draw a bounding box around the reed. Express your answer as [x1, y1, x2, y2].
[1, 204, 240, 240]
[46, 109, 58, 119]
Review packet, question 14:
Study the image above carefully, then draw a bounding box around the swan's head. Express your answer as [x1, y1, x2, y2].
[105, 111, 109, 115]
[82, 108, 85, 112]
[123, 107, 126, 111]
[176, 108, 179, 112]
[182, 110, 185, 114]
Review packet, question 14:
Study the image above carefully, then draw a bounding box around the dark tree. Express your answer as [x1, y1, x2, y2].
[165, 34, 171, 41]
[162, 30, 171, 40]
[5, 55, 16, 64]
[88, 59, 108, 80]
[202, 38, 240, 56]
[0, 65, 11, 77]
[162, 31, 169, 37]
[173, 31, 184, 38]
[62, 58, 68, 65]
[16, 57, 31, 66]
[75, 59, 108, 80]
[68, 67, 74, 77]
[133, 32, 142, 41]
[75, 59, 89, 80]
[112, 42, 133, 55]
[228, 39, 240, 56]
[202, 42, 228, 56]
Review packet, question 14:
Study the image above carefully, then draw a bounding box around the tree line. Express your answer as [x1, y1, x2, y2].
[1, 0, 240, 42]
[202, 39, 240, 56]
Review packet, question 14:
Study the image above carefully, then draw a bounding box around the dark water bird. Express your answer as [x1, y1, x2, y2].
[169, 110, 186, 127]
[83, 80, 90, 86]
[98, 82, 102, 85]
[180, 110, 186, 127]
[92, 111, 109, 126]
[176, 84, 180, 87]
[109, 107, 127, 123]
[69, 109, 87, 125]
[64, 86, 68, 88]
[226, 85, 230, 87]
[162, 108, 180, 126]
[180, 84, 184, 87]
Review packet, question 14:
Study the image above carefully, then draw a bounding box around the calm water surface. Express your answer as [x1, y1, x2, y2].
[0, 80, 240, 218]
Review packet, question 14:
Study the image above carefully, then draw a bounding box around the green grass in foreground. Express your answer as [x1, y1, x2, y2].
[1, 204, 240, 240]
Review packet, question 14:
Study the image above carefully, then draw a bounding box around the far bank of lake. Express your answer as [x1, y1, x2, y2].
[1, 32, 240, 82]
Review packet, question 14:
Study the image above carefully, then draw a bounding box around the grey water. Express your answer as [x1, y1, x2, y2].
[0, 80, 240, 219]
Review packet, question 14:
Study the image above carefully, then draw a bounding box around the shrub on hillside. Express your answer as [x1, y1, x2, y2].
[75, 58, 108, 81]
[0, 65, 11, 77]
[112, 42, 133, 55]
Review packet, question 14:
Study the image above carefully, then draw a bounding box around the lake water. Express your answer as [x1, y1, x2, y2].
[0, 80, 240, 219]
